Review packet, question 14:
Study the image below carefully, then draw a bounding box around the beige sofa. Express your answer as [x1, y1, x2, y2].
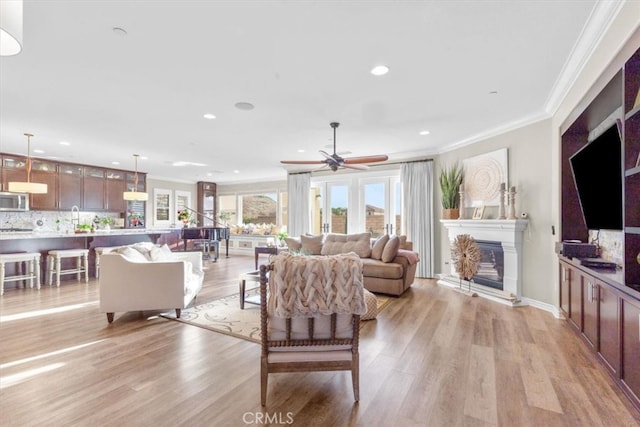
[285, 233, 419, 296]
[99, 244, 204, 323]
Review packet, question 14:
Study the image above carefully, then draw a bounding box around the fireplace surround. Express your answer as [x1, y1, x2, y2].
[439, 219, 528, 306]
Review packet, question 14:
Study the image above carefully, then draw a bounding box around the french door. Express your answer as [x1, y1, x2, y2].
[360, 177, 402, 237]
[310, 182, 350, 234]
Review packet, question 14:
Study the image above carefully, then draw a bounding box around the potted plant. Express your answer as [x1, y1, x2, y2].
[99, 216, 115, 231]
[439, 161, 464, 219]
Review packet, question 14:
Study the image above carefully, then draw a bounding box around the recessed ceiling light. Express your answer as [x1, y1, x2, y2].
[419, 130, 430, 135]
[233, 169, 240, 174]
[112, 27, 127, 36]
[235, 102, 254, 111]
[297, 149, 305, 153]
[59, 141, 71, 146]
[371, 65, 389, 76]
[489, 90, 498, 95]
[111, 161, 120, 165]
[203, 113, 216, 120]
[139, 156, 148, 160]
[172, 161, 207, 167]
[33, 149, 45, 154]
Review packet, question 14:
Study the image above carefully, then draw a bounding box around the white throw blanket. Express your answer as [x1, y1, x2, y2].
[268, 252, 367, 318]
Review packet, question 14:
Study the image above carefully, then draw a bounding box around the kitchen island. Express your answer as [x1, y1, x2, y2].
[0, 228, 175, 290]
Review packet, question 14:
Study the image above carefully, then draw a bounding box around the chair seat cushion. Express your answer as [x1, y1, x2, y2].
[267, 350, 353, 362]
[360, 258, 403, 279]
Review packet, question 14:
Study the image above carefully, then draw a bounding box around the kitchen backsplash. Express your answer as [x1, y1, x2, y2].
[1, 210, 121, 232]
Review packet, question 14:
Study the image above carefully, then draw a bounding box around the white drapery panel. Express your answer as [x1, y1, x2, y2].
[401, 160, 434, 278]
[287, 172, 311, 237]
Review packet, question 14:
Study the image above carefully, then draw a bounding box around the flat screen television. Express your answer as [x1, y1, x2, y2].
[569, 122, 623, 231]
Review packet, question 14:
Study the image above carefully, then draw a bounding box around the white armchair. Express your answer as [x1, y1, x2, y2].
[99, 249, 204, 323]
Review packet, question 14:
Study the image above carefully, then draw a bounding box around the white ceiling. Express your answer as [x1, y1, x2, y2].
[0, 0, 616, 184]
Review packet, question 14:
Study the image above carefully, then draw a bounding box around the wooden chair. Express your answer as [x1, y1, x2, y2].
[259, 253, 365, 406]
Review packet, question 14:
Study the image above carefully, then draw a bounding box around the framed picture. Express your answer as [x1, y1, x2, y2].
[472, 206, 485, 220]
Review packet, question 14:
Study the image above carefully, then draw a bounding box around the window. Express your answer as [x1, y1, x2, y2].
[241, 193, 277, 224]
[153, 188, 172, 227]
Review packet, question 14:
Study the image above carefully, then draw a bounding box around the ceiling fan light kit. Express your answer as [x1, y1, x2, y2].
[281, 122, 388, 172]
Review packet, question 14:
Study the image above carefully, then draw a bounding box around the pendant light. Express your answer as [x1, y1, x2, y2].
[123, 154, 148, 201]
[0, 0, 23, 56]
[8, 133, 48, 194]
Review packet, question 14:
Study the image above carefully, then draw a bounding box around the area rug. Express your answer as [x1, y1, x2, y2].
[161, 289, 392, 344]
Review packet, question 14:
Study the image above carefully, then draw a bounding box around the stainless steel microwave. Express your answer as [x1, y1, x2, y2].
[0, 192, 29, 211]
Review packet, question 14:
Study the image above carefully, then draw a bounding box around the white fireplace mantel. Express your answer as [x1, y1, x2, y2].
[439, 219, 528, 305]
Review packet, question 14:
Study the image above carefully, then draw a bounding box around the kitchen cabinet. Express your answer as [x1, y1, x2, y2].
[58, 163, 83, 209]
[83, 167, 105, 211]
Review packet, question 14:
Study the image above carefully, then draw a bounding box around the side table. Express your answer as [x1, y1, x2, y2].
[254, 246, 283, 270]
[239, 270, 262, 309]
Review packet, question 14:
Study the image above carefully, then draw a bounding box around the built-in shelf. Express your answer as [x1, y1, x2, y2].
[625, 166, 640, 177]
[625, 227, 640, 235]
[625, 103, 640, 120]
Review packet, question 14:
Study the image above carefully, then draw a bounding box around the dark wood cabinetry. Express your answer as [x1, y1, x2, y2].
[83, 167, 105, 211]
[105, 170, 125, 212]
[600, 283, 621, 375]
[58, 163, 83, 209]
[622, 298, 640, 408]
[559, 38, 640, 411]
[0, 154, 144, 213]
[196, 182, 217, 226]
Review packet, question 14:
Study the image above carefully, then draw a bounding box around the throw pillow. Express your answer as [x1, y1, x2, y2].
[130, 242, 155, 260]
[371, 234, 389, 260]
[381, 235, 400, 263]
[301, 234, 323, 255]
[284, 237, 302, 251]
[116, 246, 148, 262]
[321, 233, 372, 258]
[150, 244, 175, 262]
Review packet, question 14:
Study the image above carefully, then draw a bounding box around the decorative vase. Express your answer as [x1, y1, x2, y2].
[183, 220, 189, 228]
[443, 208, 459, 219]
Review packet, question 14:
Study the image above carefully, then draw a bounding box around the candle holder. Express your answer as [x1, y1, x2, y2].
[508, 186, 517, 220]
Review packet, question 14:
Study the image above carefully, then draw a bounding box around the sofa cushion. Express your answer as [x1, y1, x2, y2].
[149, 244, 174, 262]
[321, 233, 372, 258]
[360, 258, 403, 279]
[116, 246, 148, 262]
[381, 235, 400, 263]
[371, 234, 389, 260]
[284, 237, 302, 251]
[300, 234, 323, 255]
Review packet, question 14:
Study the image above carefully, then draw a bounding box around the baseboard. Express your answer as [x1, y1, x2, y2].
[521, 297, 565, 319]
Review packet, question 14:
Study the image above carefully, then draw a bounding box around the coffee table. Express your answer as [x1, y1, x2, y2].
[239, 270, 262, 309]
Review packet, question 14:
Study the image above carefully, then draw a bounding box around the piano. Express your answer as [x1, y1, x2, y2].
[181, 226, 230, 258]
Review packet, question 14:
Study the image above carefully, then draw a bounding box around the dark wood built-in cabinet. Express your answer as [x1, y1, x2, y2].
[0, 154, 145, 214]
[559, 40, 640, 411]
[196, 181, 217, 226]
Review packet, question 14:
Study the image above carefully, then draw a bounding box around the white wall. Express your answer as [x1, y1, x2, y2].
[435, 119, 554, 303]
[435, 2, 640, 307]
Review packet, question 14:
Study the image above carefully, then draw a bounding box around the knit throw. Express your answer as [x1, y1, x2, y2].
[268, 252, 367, 318]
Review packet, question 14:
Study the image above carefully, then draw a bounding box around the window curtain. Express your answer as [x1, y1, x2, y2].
[401, 160, 434, 278]
[287, 172, 310, 237]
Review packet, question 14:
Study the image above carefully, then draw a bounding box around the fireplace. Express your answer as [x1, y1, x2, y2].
[439, 219, 528, 306]
[473, 240, 504, 290]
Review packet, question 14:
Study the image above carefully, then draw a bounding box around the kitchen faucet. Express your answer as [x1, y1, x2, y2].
[71, 205, 80, 229]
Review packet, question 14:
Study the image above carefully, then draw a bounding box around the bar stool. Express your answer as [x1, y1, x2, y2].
[47, 249, 89, 287]
[94, 246, 121, 278]
[0, 252, 41, 295]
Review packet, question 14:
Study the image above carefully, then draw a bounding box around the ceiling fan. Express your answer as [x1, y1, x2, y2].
[281, 122, 389, 171]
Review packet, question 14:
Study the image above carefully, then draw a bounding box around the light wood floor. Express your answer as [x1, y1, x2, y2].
[1, 254, 639, 426]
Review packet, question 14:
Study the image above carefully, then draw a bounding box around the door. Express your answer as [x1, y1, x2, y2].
[361, 177, 401, 237]
[311, 182, 350, 234]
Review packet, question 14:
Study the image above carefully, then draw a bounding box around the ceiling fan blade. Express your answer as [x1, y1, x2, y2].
[343, 155, 389, 164]
[342, 163, 369, 170]
[280, 160, 326, 165]
[319, 150, 332, 160]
